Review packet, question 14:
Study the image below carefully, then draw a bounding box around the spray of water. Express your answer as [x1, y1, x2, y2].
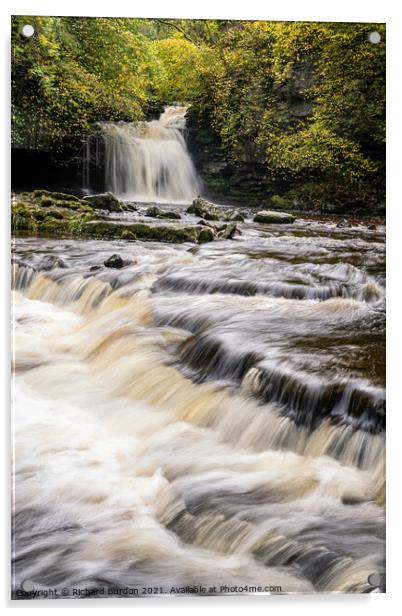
[99, 106, 200, 203]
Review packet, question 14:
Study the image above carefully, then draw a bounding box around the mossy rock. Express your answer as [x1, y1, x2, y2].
[197, 227, 216, 243]
[120, 230, 137, 240]
[11, 202, 39, 232]
[12, 193, 96, 236]
[31, 189, 83, 204]
[83, 220, 215, 244]
[145, 206, 181, 220]
[83, 192, 123, 212]
[46, 208, 64, 220]
[217, 222, 240, 239]
[253, 210, 296, 224]
[11, 191, 229, 244]
[187, 197, 244, 222]
[104, 254, 124, 269]
[24, 190, 94, 214]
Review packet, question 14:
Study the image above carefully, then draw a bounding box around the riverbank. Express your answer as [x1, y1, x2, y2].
[12, 189, 384, 248]
[11, 191, 243, 244]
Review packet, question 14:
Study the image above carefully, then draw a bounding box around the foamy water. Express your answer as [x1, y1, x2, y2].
[12, 215, 385, 596]
[96, 106, 200, 203]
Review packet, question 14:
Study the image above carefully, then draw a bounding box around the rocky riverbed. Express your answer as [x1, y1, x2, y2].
[12, 196, 385, 595]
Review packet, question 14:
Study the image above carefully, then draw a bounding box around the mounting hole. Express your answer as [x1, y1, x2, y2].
[21, 24, 35, 38]
[368, 31, 381, 44]
[21, 579, 34, 591]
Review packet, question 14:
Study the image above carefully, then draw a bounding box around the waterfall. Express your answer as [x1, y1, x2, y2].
[98, 106, 200, 203]
[12, 213, 385, 594]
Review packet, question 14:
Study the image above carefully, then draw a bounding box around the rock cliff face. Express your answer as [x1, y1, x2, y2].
[185, 63, 316, 206]
[186, 119, 275, 205]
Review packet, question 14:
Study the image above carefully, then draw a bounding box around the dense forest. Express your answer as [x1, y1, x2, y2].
[11, 16, 385, 210]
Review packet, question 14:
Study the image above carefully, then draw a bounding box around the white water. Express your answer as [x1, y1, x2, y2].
[100, 106, 200, 203]
[12, 218, 385, 596]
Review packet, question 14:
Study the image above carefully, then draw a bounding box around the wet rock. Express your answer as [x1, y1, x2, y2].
[368, 224, 377, 230]
[197, 227, 216, 243]
[121, 202, 137, 212]
[30, 190, 92, 212]
[31, 189, 83, 205]
[187, 197, 214, 217]
[39, 255, 67, 270]
[253, 210, 296, 224]
[195, 220, 239, 239]
[46, 209, 64, 220]
[83, 192, 123, 212]
[11, 191, 233, 244]
[225, 210, 244, 222]
[11, 192, 95, 235]
[104, 254, 124, 269]
[145, 206, 181, 220]
[89, 265, 102, 272]
[83, 220, 214, 244]
[217, 222, 240, 240]
[336, 219, 352, 228]
[187, 197, 244, 222]
[120, 230, 137, 240]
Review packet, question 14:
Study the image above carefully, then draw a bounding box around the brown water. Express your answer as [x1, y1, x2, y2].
[12, 210, 385, 596]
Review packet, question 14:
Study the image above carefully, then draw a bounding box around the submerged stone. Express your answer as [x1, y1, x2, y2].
[104, 254, 124, 269]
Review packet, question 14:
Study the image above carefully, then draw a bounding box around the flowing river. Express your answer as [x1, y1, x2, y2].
[12, 208, 385, 595]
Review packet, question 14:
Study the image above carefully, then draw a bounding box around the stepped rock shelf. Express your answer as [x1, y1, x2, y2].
[11, 191, 249, 244]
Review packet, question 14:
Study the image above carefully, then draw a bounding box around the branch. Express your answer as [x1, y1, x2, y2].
[155, 19, 198, 46]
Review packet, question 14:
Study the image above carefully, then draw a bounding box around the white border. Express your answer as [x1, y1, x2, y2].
[2, 0, 401, 613]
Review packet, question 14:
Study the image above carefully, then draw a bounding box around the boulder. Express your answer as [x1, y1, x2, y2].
[197, 227, 216, 243]
[217, 222, 240, 240]
[253, 210, 296, 224]
[145, 206, 181, 220]
[187, 197, 244, 222]
[104, 254, 124, 269]
[84, 192, 123, 212]
[368, 224, 377, 231]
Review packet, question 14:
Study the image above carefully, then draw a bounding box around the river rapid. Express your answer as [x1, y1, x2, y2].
[12, 209, 385, 596]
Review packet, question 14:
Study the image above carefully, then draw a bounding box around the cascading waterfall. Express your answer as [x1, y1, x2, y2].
[11, 215, 385, 595]
[98, 105, 200, 203]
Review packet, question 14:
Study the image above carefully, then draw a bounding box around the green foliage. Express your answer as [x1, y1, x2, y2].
[150, 37, 206, 102]
[191, 21, 385, 191]
[12, 17, 385, 198]
[12, 16, 153, 149]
